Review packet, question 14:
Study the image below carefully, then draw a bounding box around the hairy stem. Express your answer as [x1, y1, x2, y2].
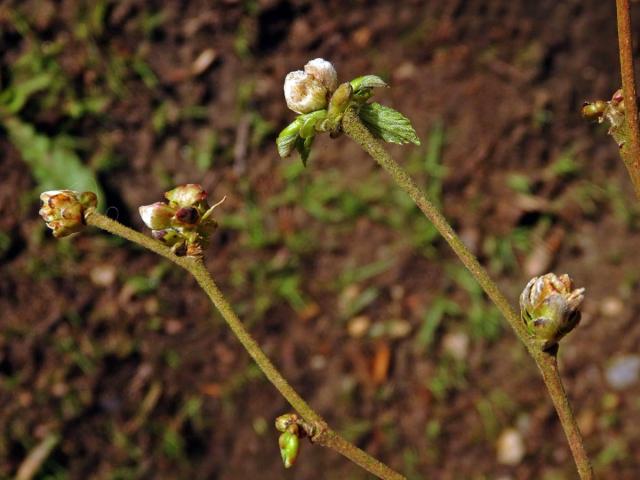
[342, 108, 594, 479]
[537, 350, 594, 480]
[84, 210, 405, 480]
[616, 0, 640, 198]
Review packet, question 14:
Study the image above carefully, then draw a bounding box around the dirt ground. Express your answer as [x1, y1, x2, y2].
[2, 0, 640, 479]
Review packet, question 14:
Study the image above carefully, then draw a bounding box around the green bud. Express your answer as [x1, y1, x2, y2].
[39, 190, 97, 238]
[327, 82, 352, 116]
[275, 413, 299, 433]
[278, 428, 300, 469]
[520, 273, 585, 350]
[321, 82, 353, 133]
[581, 100, 606, 121]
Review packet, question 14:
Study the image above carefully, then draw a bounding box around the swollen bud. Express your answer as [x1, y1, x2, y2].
[304, 58, 338, 93]
[284, 71, 329, 114]
[581, 100, 607, 121]
[278, 428, 300, 469]
[322, 82, 353, 134]
[284, 59, 338, 114]
[39, 190, 97, 238]
[520, 273, 585, 350]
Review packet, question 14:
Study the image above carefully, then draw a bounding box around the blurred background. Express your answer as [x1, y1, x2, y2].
[2, 0, 640, 478]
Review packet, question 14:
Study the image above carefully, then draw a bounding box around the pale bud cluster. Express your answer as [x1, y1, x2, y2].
[520, 273, 585, 350]
[39, 190, 97, 238]
[582, 89, 627, 147]
[139, 184, 223, 256]
[284, 58, 338, 114]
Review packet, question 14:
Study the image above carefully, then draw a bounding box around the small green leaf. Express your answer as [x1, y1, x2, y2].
[276, 117, 303, 158]
[350, 75, 388, 92]
[299, 110, 326, 139]
[358, 102, 421, 145]
[295, 135, 315, 166]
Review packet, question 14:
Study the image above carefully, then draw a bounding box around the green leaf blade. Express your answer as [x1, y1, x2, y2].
[358, 102, 421, 146]
[276, 117, 303, 158]
[350, 75, 388, 92]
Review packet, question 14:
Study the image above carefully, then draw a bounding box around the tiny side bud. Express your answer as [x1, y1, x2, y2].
[39, 190, 97, 238]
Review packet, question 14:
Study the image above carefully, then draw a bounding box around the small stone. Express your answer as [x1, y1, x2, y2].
[191, 49, 217, 76]
[387, 319, 412, 339]
[442, 331, 469, 361]
[394, 62, 417, 81]
[600, 297, 624, 318]
[348, 315, 371, 338]
[605, 355, 640, 390]
[496, 428, 525, 465]
[310, 354, 327, 370]
[577, 409, 596, 436]
[164, 319, 183, 335]
[352, 26, 372, 48]
[90, 264, 117, 287]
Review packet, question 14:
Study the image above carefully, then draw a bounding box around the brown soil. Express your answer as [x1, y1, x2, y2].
[2, 1, 640, 479]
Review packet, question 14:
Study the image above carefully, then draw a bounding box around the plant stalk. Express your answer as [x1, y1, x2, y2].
[85, 210, 405, 480]
[616, 0, 640, 199]
[342, 107, 594, 479]
[536, 350, 594, 480]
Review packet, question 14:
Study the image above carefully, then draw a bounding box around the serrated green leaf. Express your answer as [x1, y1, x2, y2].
[3, 117, 105, 208]
[350, 75, 388, 92]
[276, 117, 303, 158]
[358, 102, 421, 145]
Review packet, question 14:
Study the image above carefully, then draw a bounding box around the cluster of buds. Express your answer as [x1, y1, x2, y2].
[582, 89, 626, 148]
[278, 58, 418, 165]
[520, 273, 585, 350]
[39, 190, 97, 238]
[274, 413, 316, 469]
[139, 184, 224, 257]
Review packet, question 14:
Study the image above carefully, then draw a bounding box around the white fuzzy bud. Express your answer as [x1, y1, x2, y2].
[284, 70, 328, 114]
[304, 58, 338, 93]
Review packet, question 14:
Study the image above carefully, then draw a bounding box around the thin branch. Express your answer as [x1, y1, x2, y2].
[537, 350, 594, 480]
[85, 210, 405, 480]
[616, 0, 640, 198]
[342, 107, 594, 480]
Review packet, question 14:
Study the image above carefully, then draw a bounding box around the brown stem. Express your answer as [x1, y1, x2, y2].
[616, 0, 640, 198]
[84, 210, 405, 480]
[342, 108, 594, 479]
